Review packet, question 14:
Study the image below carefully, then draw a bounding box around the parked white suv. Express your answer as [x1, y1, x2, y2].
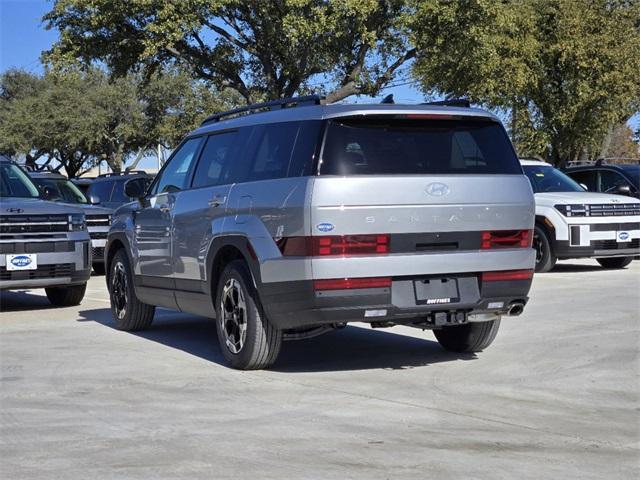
[521, 159, 640, 272]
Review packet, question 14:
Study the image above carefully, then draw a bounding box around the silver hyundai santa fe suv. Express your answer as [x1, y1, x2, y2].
[106, 96, 536, 369]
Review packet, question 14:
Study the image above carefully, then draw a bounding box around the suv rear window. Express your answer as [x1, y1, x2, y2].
[320, 117, 520, 175]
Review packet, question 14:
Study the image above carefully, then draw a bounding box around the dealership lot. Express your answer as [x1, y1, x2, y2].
[1, 260, 638, 479]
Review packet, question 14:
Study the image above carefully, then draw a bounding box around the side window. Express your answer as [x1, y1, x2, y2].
[599, 170, 628, 193]
[246, 123, 299, 182]
[88, 181, 114, 204]
[152, 138, 202, 195]
[192, 131, 239, 189]
[568, 170, 596, 191]
[288, 121, 323, 177]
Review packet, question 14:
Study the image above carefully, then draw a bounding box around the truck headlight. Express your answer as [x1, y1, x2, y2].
[554, 204, 588, 217]
[69, 213, 86, 231]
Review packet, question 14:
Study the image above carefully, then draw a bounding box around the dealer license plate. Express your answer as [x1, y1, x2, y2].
[6, 254, 38, 271]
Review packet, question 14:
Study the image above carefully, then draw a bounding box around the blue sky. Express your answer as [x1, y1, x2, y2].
[1, 0, 637, 167]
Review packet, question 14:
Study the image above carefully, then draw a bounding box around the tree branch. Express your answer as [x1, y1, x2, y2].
[326, 48, 417, 103]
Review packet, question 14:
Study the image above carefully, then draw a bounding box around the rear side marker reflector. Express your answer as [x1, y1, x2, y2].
[481, 269, 534, 282]
[314, 277, 392, 291]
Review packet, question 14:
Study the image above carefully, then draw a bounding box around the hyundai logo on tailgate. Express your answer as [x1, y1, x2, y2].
[11, 255, 32, 267]
[426, 182, 450, 196]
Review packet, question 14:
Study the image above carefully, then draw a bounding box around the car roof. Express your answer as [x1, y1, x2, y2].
[92, 172, 149, 182]
[0, 155, 13, 164]
[28, 172, 68, 180]
[189, 103, 500, 137]
[519, 158, 553, 167]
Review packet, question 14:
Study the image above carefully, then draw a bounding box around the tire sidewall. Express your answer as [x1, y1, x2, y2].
[534, 225, 555, 273]
[214, 261, 263, 368]
[109, 250, 134, 329]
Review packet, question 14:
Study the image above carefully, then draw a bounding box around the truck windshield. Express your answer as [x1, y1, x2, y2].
[523, 164, 585, 193]
[33, 178, 88, 204]
[320, 117, 521, 175]
[0, 163, 41, 198]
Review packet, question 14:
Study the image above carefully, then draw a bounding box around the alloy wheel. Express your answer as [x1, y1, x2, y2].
[111, 262, 128, 320]
[220, 278, 248, 354]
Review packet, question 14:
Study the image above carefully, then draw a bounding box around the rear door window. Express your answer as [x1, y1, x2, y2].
[320, 117, 521, 175]
[245, 123, 299, 182]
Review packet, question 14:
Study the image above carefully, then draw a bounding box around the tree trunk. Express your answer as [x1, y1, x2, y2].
[599, 123, 614, 159]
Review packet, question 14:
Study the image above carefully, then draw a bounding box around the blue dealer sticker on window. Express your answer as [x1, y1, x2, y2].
[316, 222, 335, 233]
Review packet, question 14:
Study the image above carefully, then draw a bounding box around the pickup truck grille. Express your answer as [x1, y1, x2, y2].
[0, 214, 69, 234]
[86, 214, 111, 227]
[587, 204, 640, 217]
[0, 263, 73, 281]
[0, 241, 75, 254]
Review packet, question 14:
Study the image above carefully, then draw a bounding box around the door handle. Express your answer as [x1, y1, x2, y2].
[208, 195, 226, 208]
[159, 205, 171, 213]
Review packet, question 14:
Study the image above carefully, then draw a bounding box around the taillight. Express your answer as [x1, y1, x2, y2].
[481, 269, 534, 282]
[314, 235, 389, 256]
[481, 230, 532, 249]
[313, 277, 392, 290]
[277, 235, 390, 256]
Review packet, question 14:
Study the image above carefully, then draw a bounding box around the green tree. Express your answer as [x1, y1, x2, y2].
[0, 69, 99, 176]
[43, 0, 414, 104]
[1, 68, 235, 176]
[411, 0, 640, 166]
[602, 124, 640, 160]
[0, 70, 49, 166]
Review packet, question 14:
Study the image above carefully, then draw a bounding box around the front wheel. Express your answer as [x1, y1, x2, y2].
[108, 249, 155, 331]
[433, 318, 501, 353]
[533, 225, 556, 273]
[215, 260, 281, 370]
[45, 284, 86, 307]
[596, 257, 633, 269]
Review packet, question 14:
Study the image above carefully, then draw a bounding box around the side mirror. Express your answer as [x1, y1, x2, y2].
[617, 184, 631, 195]
[124, 177, 148, 205]
[42, 185, 60, 201]
[579, 183, 588, 191]
[88, 194, 101, 205]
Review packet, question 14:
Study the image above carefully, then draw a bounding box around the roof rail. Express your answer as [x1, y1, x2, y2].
[423, 99, 471, 108]
[201, 94, 325, 126]
[97, 171, 148, 178]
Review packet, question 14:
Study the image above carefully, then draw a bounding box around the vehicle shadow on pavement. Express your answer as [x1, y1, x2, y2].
[0, 290, 54, 312]
[550, 262, 610, 273]
[77, 307, 475, 372]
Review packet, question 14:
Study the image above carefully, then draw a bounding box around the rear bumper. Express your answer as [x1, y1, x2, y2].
[261, 274, 532, 330]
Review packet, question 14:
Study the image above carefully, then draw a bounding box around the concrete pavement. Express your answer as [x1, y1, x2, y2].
[1, 259, 639, 479]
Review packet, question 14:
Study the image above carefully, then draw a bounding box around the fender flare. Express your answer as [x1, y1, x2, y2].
[205, 234, 264, 298]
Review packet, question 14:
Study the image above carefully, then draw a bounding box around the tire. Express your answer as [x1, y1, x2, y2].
[533, 225, 556, 273]
[92, 263, 106, 275]
[215, 260, 281, 370]
[596, 257, 633, 269]
[434, 318, 501, 353]
[108, 249, 155, 331]
[45, 283, 86, 307]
